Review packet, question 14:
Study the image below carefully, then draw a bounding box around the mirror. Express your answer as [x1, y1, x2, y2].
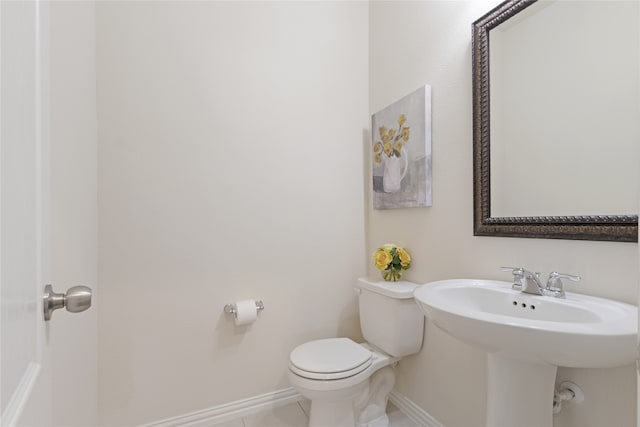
[472, 0, 638, 242]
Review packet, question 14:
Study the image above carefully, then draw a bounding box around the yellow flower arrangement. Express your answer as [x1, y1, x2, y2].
[372, 243, 411, 282]
[373, 114, 411, 164]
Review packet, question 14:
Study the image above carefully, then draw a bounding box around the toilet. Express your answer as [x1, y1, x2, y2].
[288, 277, 424, 427]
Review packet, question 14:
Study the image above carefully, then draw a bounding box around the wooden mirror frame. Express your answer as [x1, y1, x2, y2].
[472, 0, 638, 242]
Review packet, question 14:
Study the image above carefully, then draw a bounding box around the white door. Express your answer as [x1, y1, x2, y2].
[0, 0, 52, 425]
[0, 1, 96, 426]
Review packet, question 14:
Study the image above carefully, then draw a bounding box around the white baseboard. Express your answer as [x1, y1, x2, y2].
[140, 387, 443, 427]
[389, 389, 445, 427]
[140, 387, 303, 427]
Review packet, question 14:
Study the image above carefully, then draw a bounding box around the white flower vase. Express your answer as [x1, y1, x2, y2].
[382, 150, 408, 193]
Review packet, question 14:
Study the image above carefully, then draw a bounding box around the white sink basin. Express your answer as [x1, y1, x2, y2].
[414, 279, 638, 427]
[414, 279, 637, 368]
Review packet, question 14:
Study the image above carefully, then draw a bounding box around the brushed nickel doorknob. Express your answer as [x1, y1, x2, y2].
[43, 284, 92, 321]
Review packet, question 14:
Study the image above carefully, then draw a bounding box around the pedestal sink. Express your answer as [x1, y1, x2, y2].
[414, 279, 637, 427]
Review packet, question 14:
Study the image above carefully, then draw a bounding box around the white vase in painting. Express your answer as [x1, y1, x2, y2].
[382, 150, 408, 193]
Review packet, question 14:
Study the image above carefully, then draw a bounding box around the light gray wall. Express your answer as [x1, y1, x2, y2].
[93, 1, 638, 425]
[368, 2, 637, 427]
[96, 2, 368, 425]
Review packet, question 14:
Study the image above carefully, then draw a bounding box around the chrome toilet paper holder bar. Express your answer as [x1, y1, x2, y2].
[224, 300, 264, 315]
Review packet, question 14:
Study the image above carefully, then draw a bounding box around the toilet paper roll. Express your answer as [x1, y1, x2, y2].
[234, 299, 258, 326]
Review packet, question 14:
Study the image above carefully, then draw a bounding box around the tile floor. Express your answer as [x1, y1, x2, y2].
[211, 400, 418, 427]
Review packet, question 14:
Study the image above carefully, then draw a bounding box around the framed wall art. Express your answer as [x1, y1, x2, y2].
[372, 85, 432, 209]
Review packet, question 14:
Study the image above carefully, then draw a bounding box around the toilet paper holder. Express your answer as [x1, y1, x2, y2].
[224, 300, 264, 315]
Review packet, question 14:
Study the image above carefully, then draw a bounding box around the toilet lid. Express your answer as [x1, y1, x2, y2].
[289, 338, 372, 380]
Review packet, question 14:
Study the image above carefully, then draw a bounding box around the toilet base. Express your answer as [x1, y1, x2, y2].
[308, 399, 358, 427]
[305, 380, 368, 427]
[357, 413, 389, 427]
[304, 365, 396, 427]
[355, 366, 395, 427]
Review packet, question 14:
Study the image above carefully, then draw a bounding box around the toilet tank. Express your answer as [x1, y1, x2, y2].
[356, 277, 424, 357]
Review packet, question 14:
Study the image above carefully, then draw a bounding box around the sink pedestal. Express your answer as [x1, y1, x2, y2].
[486, 354, 557, 427]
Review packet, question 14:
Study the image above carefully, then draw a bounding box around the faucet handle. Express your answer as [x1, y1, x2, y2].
[501, 266, 523, 274]
[545, 272, 581, 298]
[501, 266, 525, 290]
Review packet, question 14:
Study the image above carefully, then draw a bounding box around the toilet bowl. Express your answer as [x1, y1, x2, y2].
[288, 339, 399, 427]
[287, 278, 425, 427]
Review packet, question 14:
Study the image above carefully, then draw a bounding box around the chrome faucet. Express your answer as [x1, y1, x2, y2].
[501, 267, 545, 295]
[545, 271, 581, 298]
[521, 269, 546, 295]
[501, 267, 581, 298]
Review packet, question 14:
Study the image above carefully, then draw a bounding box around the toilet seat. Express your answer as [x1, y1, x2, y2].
[289, 338, 372, 380]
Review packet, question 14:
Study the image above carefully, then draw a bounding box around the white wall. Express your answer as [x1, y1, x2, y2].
[96, 2, 368, 425]
[49, 2, 99, 426]
[369, 2, 637, 427]
[93, 1, 638, 426]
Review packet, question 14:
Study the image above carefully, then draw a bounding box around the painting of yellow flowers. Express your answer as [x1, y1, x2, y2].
[372, 85, 432, 209]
